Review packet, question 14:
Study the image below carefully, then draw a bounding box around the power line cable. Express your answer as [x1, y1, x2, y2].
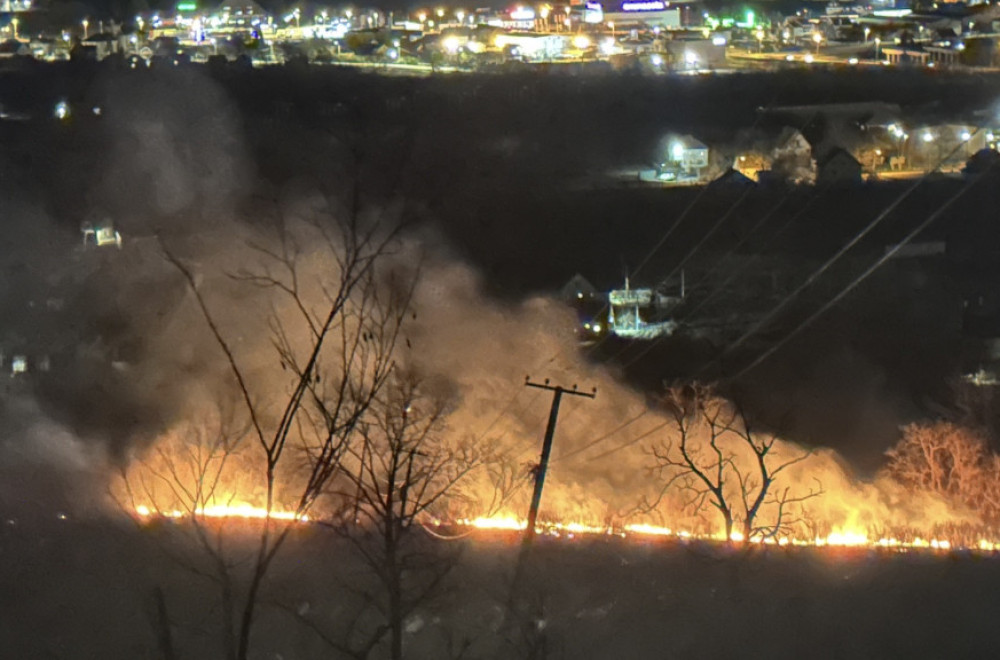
[697, 130, 978, 378]
[727, 170, 984, 381]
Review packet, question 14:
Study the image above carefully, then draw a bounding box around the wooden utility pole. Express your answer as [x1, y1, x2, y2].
[521, 377, 597, 547]
[505, 377, 597, 633]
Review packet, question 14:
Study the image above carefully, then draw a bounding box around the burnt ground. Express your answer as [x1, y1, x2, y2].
[3, 517, 1000, 659]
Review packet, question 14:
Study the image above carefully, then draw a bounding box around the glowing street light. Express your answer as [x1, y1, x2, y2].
[11, 17, 18, 40]
[863, 26, 870, 42]
[608, 20, 615, 37]
[418, 11, 426, 22]
[874, 36, 881, 61]
[82, 18, 89, 39]
[456, 9, 465, 23]
[54, 100, 70, 120]
[812, 31, 822, 55]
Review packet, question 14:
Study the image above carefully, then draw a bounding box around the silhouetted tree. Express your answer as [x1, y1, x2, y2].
[644, 384, 821, 542]
[123, 206, 410, 660]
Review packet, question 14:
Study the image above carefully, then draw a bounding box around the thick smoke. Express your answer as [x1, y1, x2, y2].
[0, 66, 981, 541]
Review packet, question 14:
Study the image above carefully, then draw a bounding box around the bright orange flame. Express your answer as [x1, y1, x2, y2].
[133, 503, 308, 522]
[454, 516, 985, 553]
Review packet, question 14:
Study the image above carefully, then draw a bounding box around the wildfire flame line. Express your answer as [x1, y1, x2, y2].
[130, 508, 1000, 553]
[457, 516, 1000, 552]
[133, 504, 308, 522]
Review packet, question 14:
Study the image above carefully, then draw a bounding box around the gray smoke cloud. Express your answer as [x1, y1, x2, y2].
[0, 66, 975, 539]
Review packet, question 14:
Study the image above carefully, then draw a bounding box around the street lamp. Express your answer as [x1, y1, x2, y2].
[608, 20, 615, 38]
[11, 17, 18, 40]
[82, 18, 89, 39]
[864, 26, 870, 42]
[812, 31, 822, 55]
[874, 36, 881, 62]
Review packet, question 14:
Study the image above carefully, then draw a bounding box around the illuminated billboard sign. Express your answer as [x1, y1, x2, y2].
[584, 1, 603, 23]
[620, 0, 667, 11]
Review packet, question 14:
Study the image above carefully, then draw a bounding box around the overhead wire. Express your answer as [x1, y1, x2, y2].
[696, 131, 978, 378]
[586, 419, 672, 462]
[566, 116, 968, 462]
[573, 85, 797, 361]
[548, 96, 825, 460]
[553, 409, 649, 463]
[658, 184, 756, 289]
[604, 186, 822, 368]
[678, 187, 818, 323]
[727, 166, 985, 382]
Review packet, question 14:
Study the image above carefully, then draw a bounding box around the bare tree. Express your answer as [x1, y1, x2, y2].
[129, 208, 411, 660]
[117, 404, 252, 659]
[300, 371, 489, 660]
[885, 421, 1000, 522]
[644, 384, 821, 543]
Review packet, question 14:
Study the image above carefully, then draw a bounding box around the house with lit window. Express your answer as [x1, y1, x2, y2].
[663, 134, 709, 179]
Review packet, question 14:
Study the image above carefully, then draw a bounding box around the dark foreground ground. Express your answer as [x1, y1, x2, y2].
[3, 516, 1000, 659]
